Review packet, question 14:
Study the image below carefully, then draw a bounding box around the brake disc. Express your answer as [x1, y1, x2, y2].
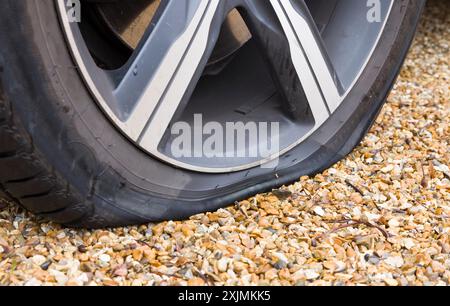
[95, 0, 251, 65]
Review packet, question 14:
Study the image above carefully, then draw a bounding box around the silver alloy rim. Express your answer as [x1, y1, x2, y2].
[57, 0, 394, 173]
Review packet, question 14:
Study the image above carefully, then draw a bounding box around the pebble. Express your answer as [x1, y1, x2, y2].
[98, 254, 111, 264]
[274, 260, 287, 270]
[402, 238, 415, 250]
[313, 207, 325, 217]
[385, 256, 405, 268]
[217, 258, 228, 273]
[188, 278, 206, 286]
[431, 261, 446, 274]
[384, 278, 399, 286]
[40, 260, 52, 271]
[31, 255, 47, 266]
[113, 264, 128, 277]
[304, 270, 320, 280]
[25, 278, 42, 286]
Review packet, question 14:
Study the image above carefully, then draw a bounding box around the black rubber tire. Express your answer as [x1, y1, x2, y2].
[0, 0, 425, 228]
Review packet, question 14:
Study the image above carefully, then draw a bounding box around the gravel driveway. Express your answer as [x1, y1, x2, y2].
[0, 0, 448, 286]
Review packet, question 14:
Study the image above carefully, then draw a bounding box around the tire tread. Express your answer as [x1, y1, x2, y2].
[0, 84, 93, 226]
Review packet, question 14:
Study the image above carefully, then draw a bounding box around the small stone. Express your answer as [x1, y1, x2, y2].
[388, 219, 400, 228]
[113, 264, 128, 277]
[313, 206, 325, 217]
[181, 224, 193, 237]
[80, 262, 94, 273]
[78, 253, 89, 262]
[103, 279, 119, 286]
[50, 269, 68, 286]
[402, 238, 415, 250]
[304, 270, 320, 280]
[31, 255, 47, 266]
[40, 260, 52, 271]
[132, 249, 144, 261]
[56, 231, 66, 239]
[25, 278, 42, 286]
[265, 269, 278, 280]
[98, 254, 111, 264]
[66, 278, 83, 286]
[188, 277, 206, 286]
[233, 261, 247, 273]
[365, 254, 381, 265]
[381, 165, 394, 173]
[431, 261, 446, 274]
[217, 258, 228, 273]
[76, 273, 89, 284]
[77, 245, 88, 253]
[112, 244, 125, 252]
[132, 279, 143, 286]
[385, 256, 404, 268]
[273, 260, 287, 270]
[144, 249, 156, 262]
[384, 278, 399, 286]
[350, 193, 363, 204]
[273, 252, 289, 263]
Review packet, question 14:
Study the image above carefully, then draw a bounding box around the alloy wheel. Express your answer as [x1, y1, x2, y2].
[58, 0, 394, 173]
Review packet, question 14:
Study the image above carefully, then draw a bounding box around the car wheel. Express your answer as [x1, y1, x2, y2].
[0, 0, 425, 227]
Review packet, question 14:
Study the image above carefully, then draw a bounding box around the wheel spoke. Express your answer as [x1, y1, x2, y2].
[241, 0, 311, 121]
[241, 0, 340, 125]
[269, 0, 343, 116]
[112, 0, 224, 144]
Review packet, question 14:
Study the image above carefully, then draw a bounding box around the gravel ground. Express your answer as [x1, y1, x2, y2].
[0, 0, 449, 286]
